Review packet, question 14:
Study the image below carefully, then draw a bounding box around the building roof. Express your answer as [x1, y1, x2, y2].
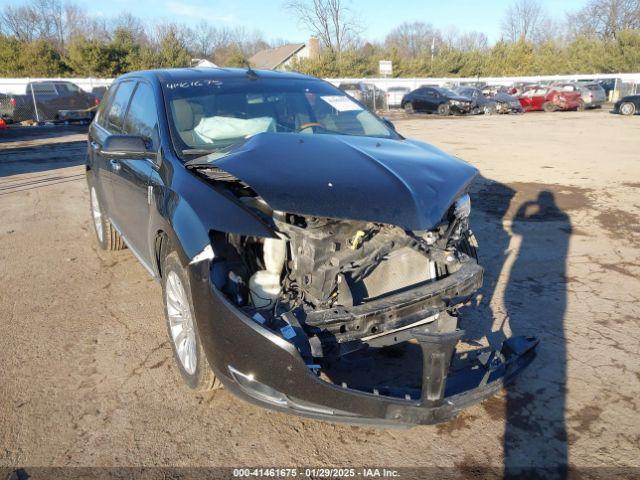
[249, 43, 305, 70]
[193, 59, 219, 68]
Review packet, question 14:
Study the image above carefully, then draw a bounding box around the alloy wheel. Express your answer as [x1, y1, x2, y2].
[166, 270, 197, 375]
[621, 103, 635, 116]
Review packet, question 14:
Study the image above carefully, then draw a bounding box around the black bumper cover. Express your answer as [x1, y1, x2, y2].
[188, 260, 538, 426]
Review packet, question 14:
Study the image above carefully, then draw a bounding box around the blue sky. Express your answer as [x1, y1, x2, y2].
[0, 0, 587, 44]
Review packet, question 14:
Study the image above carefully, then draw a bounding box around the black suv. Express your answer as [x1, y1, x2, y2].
[401, 86, 473, 115]
[86, 68, 537, 426]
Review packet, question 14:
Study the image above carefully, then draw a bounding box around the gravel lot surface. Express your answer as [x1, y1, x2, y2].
[1, 111, 639, 476]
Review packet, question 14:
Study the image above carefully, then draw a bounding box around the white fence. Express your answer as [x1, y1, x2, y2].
[2, 72, 640, 95]
[1, 72, 639, 97]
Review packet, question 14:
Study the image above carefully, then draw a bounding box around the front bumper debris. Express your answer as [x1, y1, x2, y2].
[188, 259, 539, 427]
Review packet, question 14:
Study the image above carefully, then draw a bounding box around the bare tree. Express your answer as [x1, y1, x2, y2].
[500, 0, 549, 42]
[0, 0, 107, 47]
[567, 0, 640, 39]
[442, 27, 489, 51]
[110, 13, 148, 44]
[187, 21, 219, 58]
[284, 0, 361, 53]
[385, 22, 440, 57]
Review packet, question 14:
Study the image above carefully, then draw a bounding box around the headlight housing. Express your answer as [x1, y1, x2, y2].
[454, 194, 471, 219]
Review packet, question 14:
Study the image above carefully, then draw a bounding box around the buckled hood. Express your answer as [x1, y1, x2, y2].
[212, 132, 478, 230]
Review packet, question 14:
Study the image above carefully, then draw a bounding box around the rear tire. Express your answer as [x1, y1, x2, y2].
[437, 103, 450, 116]
[620, 102, 636, 116]
[576, 100, 585, 112]
[404, 102, 414, 114]
[542, 102, 557, 113]
[162, 249, 222, 392]
[89, 184, 125, 251]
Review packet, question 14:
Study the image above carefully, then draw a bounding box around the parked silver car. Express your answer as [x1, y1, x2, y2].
[385, 86, 410, 108]
[338, 82, 386, 110]
[577, 82, 607, 108]
[551, 82, 606, 109]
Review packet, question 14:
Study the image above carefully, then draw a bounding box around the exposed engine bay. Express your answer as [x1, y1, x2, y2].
[183, 129, 538, 424]
[205, 173, 480, 366]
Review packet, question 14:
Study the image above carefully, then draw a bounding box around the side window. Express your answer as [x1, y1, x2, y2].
[96, 85, 117, 129]
[30, 83, 57, 95]
[123, 82, 159, 152]
[106, 81, 135, 132]
[56, 83, 81, 93]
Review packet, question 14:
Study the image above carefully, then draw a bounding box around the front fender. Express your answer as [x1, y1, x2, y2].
[157, 167, 276, 264]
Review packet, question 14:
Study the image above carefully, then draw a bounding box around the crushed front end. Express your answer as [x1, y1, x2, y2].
[187, 175, 539, 426]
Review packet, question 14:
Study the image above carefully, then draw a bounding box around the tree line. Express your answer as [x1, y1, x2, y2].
[0, 0, 639, 78]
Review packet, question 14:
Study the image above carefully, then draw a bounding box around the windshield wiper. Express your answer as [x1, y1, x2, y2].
[182, 148, 219, 156]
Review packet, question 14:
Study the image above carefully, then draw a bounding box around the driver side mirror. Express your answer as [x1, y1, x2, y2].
[382, 117, 396, 131]
[101, 134, 156, 160]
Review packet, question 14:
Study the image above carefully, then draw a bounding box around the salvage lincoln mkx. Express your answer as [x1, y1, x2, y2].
[86, 68, 538, 426]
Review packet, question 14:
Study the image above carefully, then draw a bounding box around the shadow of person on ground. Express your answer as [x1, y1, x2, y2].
[502, 191, 571, 478]
[465, 180, 570, 478]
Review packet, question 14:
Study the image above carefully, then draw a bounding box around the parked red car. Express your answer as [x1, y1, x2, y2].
[517, 85, 584, 112]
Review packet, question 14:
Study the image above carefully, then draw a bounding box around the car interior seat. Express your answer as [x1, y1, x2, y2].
[172, 99, 204, 146]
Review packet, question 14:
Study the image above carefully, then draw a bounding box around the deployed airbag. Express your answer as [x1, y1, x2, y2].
[194, 116, 276, 142]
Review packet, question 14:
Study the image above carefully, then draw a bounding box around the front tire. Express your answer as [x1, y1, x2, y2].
[89, 184, 125, 251]
[437, 103, 450, 116]
[483, 104, 497, 115]
[162, 250, 222, 392]
[404, 102, 414, 114]
[620, 102, 636, 116]
[543, 102, 557, 113]
[576, 100, 585, 112]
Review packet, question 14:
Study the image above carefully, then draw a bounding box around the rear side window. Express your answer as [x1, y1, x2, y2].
[29, 83, 57, 94]
[123, 82, 159, 151]
[106, 81, 135, 132]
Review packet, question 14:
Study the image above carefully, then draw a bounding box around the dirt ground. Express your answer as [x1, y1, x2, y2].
[1, 110, 639, 476]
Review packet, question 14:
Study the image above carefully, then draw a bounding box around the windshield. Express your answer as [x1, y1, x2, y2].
[436, 87, 458, 97]
[455, 88, 474, 97]
[164, 77, 395, 158]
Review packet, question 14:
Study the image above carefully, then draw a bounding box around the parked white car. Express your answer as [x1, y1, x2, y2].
[386, 86, 410, 108]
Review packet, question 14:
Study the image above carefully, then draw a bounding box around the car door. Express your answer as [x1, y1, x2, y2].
[423, 88, 440, 112]
[93, 80, 136, 227]
[108, 81, 160, 265]
[53, 83, 74, 110]
[410, 88, 427, 110]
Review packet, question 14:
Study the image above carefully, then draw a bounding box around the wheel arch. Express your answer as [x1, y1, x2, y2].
[149, 180, 277, 275]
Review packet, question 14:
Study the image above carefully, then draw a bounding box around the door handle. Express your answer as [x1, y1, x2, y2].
[109, 159, 121, 172]
[90, 141, 99, 151]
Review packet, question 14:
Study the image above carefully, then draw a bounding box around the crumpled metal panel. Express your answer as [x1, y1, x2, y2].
[213, 132, 478, 230]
